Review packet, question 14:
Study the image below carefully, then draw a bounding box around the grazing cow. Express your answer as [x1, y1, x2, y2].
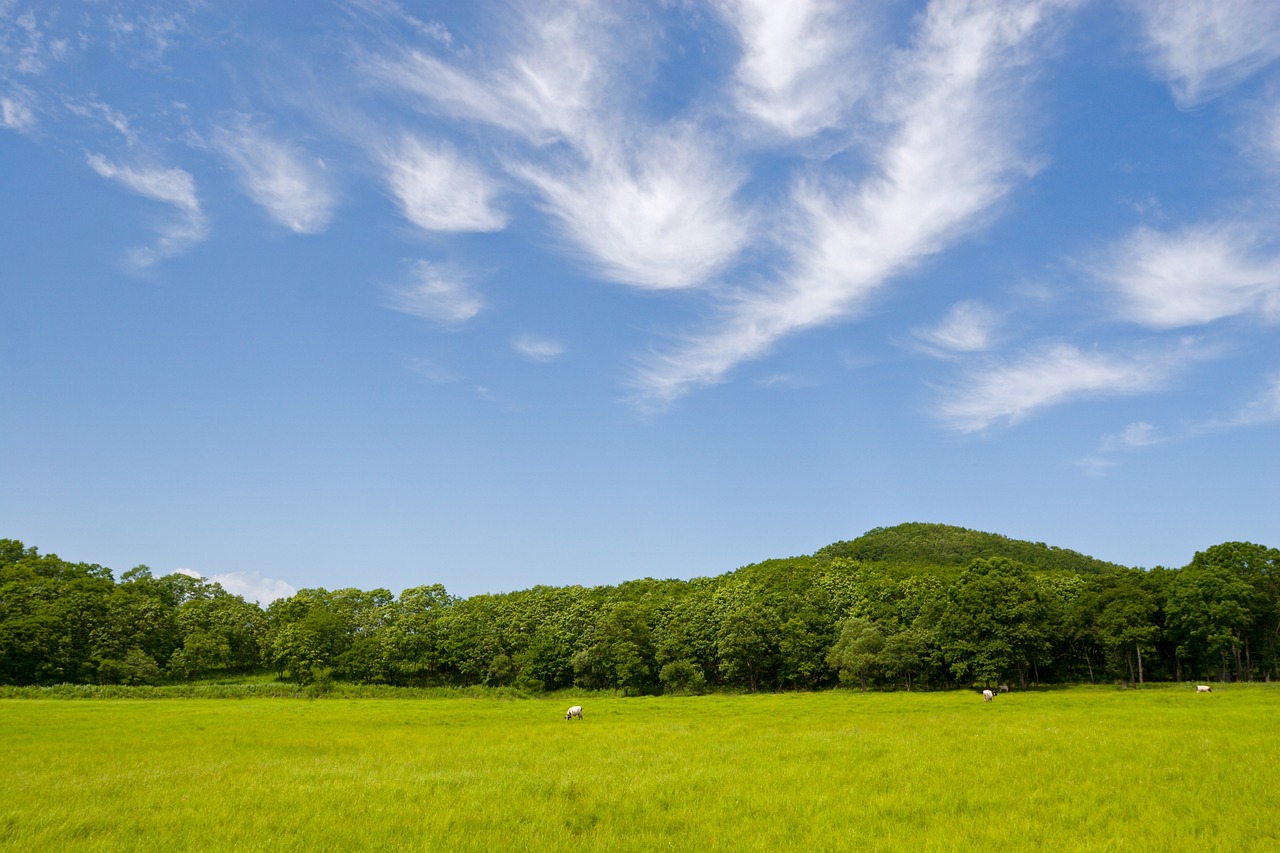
[1196, 685, 1212, 693]
[982, 689, 994, 702]
[565, 705, 584, 720]
[998, 684, 1010, 693]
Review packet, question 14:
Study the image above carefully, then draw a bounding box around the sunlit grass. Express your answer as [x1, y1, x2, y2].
[2, 686, 1276, 851]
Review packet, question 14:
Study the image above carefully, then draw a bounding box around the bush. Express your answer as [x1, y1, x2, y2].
[659, 660, 707, 695]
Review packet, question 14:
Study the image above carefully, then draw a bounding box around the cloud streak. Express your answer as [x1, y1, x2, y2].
[385, 261, 485, 325]
[937, 341, 1195, 431]
[213, 116, 337, 234]
[915, 300, 1001, 354]
[1131, 0, 1280, 108]
[382, 135, 506, 233]
[1095, 222, 1280, 329]
[363, 3, 749, 290]
[0, 89, 34, 131]
[512, 333, 565, 362]
[85, 153, 208, 268]
[636, 0, 1073, 401]
[717, 0, 870, 139]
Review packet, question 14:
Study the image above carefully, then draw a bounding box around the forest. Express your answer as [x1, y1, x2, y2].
[2, 524, 1277, 693]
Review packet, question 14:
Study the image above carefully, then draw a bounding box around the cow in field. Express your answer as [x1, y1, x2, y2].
[982, 689, 994, 702]
[1196, 685, 1212, 693]
[565, 705, 584, 720]
[998, 684, 1010, 693]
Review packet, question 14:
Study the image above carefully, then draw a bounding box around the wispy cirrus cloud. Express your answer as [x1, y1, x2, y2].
[0, 88, 34, 131]
[937, 341, 1195, 431]
[1212, 372, 1280, 427]
[213, 115, 337, 235]
[339, 0, 455, 48]
[364, 3, 748, 290]
[1094, 222, 1280, 328]
[513, 126, 750, 290]
[85, 152, 208, 268]
[914, 300, 1001, 354]
[1, 7, 72, 76]
[382, 135, 506, 233]
[1078, 420, 1163, 474]
[358, 2, 609, 146]
[636, 0, 1075, 401]
[512, 333, 565, 363]
[385, 260, 484, 325]
[1130, 0, 1280, 108]
[716, 0, 870, 139]
[63, 98, 137, 143]
[104, 8, 187, 70]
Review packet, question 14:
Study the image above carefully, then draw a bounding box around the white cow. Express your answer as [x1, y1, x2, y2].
[1196, 685, 1212, 693]
[998, 684, 1010, 693]
[565, 705, 584, 720]
[982, 689, 994, 702]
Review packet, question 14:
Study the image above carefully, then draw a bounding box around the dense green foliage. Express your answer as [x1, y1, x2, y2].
[2, 524, 1278, 691]
[3, 689, 1278, 850]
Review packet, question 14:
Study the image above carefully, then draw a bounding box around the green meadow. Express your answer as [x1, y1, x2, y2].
[2, 687, 1276, 851]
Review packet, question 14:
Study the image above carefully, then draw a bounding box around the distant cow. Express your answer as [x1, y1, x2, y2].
[1196, 685, 1212, 693]
[982, 689, 994, 702]
[998, 685, 1010, 693]
[565, 705, 584, 720]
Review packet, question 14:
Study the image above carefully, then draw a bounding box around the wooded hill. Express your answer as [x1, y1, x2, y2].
[2, 524, 1276, 693]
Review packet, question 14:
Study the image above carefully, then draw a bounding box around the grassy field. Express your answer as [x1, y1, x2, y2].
[1, 686, 1276, 851]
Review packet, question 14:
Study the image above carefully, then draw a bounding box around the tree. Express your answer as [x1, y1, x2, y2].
[264, 589, 351, 683]
[715, 600, 780, 693]
[381, 584, 454, 685]
[91, 567, 183, 683]
[1166, 561, 1256, 681]
[1185, 542, 1280, 681]
[936, 558, 1049, 687]
[826, 617, 885, 690]
[658, 660, 707, 695]
[1089, 572, 1160, 685]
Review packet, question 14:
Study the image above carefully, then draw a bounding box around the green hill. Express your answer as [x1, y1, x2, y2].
[813, 522, 1128, 574]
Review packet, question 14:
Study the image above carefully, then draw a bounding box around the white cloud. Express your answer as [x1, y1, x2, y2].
[636, 0, 1073, 401]
[105, 9, 186, 69]
[405, 356, 458, 384]
[360, 2, 614, 146]
[514, 126, 749, 290]
[1215, 373, 1280, 427]
[1257, 95, 1280, 171]
[386, 260, 484, 325]
[382, 135, 506, 233]
[1114, 420, 1160, 448]
[213, 116, 337, 234]
[341, 0, 454, 47]
[938, 342, 1190, 431]
[85, 152, 209, 268]
[1095, 223, 1280, 328]
[210, 571, 297, 605]
[512, 333, 565, 363]
[364, 4, 747, 290]
[2, 8, 70, 75]
[1130, 0, 1280, 107]
[0, 90, 34, 131]
[915, 300, 1000, 353]
[716, 0, 870, 138]
[1078, 420, 1163, 474]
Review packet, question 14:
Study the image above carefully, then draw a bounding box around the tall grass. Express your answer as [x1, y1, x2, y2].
[1, 686, 1275, 851]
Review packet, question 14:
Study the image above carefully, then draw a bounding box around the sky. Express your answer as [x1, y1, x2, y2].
[2, 0, 1278, 604]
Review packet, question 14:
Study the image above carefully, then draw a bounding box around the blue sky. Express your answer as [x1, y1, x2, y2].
[3, 0, 1278, 603]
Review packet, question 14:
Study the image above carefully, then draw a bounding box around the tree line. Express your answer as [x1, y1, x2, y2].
[2, 525, 1277, 692]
